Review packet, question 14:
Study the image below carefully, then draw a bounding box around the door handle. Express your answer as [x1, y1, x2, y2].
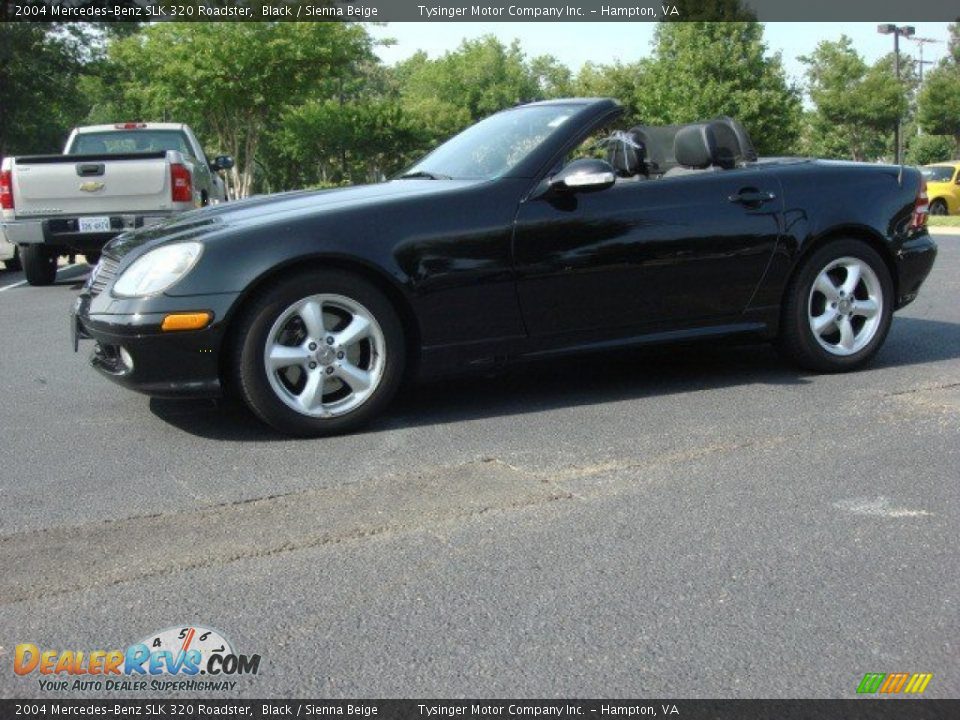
[729, 189, 776, 205]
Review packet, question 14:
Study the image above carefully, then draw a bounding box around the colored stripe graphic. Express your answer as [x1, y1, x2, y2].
[857, 672, 932, 694]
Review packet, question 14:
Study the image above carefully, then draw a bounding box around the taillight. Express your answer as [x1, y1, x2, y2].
[170, 163, 192, 203]
[0, 169, 13, 210]
[909, 178, 929, 230]
[114, 123, 147, 130]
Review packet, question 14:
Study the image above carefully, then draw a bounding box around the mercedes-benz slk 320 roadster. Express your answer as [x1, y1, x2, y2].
[71, 99, 938, 436]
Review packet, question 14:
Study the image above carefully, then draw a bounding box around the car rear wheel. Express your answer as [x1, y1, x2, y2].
[3, 246, 21, 272]
[233, 270, 405, 436]
[929, 199, 948, 216]
[777, 240, 893, 372]
[21, 245, 58, 286]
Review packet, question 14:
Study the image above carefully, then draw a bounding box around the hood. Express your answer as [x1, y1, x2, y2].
[105, 178, 482, 260]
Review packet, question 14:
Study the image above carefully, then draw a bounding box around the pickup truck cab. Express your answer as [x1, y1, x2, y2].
[0, 122, 233, 285]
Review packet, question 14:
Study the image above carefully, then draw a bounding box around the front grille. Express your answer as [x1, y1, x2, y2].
[88, 255, 119, 297]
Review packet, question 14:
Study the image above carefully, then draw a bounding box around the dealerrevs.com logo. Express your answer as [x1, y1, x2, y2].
[14, 626, 261, 693]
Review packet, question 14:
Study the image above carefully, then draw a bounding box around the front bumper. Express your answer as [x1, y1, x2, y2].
[894, 232, 938, 309]
[72, 291, 238, 399]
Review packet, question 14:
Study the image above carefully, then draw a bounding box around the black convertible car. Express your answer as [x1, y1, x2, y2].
[72, 98, 937, 436]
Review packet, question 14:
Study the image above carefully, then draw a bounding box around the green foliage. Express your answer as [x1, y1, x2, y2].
[394, 36, 550, 154]
[86, 22, 379, 197]
[0, 24, 97, 155]
[13, 18, 924, 195]
[799, 36, 907, 161]
[906, 134, 956, 165]
[577, 22, 801, 155]
[646, 21, 802, 154]
[917, 60, 960, 156]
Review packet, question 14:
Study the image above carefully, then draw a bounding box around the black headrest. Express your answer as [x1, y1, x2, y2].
[629, 125, 676, 173]
[674, 124, 718, 169]
[711, 116, 757, 163]
[605, 131, 646, 177]
[707, 121, 738, 170]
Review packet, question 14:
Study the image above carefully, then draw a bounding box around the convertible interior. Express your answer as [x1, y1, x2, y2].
[602, 117, 758, 181]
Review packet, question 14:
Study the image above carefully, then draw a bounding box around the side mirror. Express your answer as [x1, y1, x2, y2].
[211, 155, 234, 171]
[549, 158, 616, 193]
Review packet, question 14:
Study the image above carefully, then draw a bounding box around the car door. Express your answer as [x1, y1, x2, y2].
[512, 168, 783, 341]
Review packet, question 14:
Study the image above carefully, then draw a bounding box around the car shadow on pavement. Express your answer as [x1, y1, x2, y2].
[147, 316, 960, 442]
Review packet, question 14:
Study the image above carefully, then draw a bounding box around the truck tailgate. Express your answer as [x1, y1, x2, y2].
[13, 152, 174, 215]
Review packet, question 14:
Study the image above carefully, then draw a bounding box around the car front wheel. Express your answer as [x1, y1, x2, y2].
[778, 240, 894, 372]
[232, 270, 405, 436]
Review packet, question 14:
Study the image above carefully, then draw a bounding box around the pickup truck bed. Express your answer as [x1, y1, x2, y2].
[0, 122, 231, 285]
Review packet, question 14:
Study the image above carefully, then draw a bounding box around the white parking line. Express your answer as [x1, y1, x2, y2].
[0, 264, 87, 293]
[0, 279, 27, 293]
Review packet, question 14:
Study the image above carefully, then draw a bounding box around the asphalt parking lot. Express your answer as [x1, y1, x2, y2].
[1, 234, 958, 699]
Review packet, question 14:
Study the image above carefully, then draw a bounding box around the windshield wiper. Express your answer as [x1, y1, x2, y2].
[397, 170, 452, 180]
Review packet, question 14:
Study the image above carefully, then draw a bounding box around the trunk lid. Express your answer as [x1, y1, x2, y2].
[12, 152, 176, 216]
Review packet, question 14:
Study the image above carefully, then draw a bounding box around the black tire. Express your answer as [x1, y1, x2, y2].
[929, 199, 948, 216]
[777, 239, 894, 373]
[232, 270, 405, 436]
[84, 252, 101, 266]
[20, 244, 58, 286]
[3, 246, 21, 272]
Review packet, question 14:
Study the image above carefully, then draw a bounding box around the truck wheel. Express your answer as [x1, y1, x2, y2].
[232, 270, 406, 436]
[84, 252, 101, 266]
[777, 240, 893, 373]
[21, 245, 58, 286]
[4, 246, 21, 272]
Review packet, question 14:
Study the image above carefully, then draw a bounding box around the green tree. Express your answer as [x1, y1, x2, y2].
[917, 23, 960, 157]
[634, 22, 801, 154]
[395, 36, 550, 152]
[574, 60, 649, 118]
[800, 36, 908, 161]
[0, 24, 98, 156]
[906, 134, 956, 165]
[89, 22, 377, 197]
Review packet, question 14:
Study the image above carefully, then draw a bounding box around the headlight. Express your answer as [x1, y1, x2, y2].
[112, 242, 202, 298]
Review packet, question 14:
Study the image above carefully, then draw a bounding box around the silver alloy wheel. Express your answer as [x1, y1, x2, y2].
[807, 256, 883, 356]
[264, 293, 386, 418]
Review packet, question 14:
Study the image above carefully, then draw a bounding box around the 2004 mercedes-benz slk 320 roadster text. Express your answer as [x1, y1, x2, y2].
[72, 98, 938, 436]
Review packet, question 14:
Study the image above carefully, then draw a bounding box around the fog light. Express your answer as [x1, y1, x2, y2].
[161, 311, 212, 331]
[119, 346, 134, 371]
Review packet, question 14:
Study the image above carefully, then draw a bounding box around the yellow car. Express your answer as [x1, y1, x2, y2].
[922, 162, 960, 216]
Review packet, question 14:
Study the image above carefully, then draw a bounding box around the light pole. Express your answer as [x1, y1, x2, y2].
[877, 23, 915, 164]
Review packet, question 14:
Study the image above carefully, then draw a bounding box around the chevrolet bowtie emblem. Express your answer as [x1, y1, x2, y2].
[79, 181, 105, 192]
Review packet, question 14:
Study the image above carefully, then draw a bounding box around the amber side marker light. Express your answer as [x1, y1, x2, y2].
[161, 312, 213, 332]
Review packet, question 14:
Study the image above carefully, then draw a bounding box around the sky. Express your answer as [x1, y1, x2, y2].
[369, 22, 954, 88]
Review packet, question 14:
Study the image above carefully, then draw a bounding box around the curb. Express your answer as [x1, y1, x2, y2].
[926, 226, 960, 236]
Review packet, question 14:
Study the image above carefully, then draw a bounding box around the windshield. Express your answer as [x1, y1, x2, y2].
[921, 166, 956, 183]
[69, 130, 193, 157]
[401, 105, 577, 180]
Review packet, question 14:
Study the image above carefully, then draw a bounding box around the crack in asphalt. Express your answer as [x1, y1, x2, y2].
[2, 436, 797, 607]
[1, 460, 573, 606]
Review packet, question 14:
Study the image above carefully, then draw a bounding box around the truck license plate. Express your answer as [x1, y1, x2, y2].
[78, 216, 111, 233]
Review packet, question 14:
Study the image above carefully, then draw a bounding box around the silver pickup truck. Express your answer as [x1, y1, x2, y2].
[0, 123, 233, 285]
